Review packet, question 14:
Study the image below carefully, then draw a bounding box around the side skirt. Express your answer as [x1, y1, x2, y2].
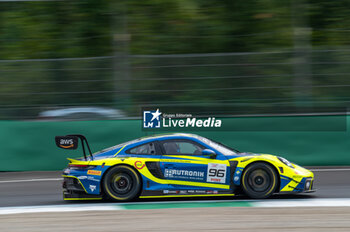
[140, 190, 234, 198]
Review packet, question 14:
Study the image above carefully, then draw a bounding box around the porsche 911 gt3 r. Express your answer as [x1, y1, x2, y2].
[56, 133, 315, 201]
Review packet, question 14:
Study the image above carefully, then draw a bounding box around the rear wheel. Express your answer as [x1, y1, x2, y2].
[103, 165, 141, 201]
[241, 162, 278, 199]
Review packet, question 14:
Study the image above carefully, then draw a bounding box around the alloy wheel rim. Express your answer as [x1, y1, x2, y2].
[247, 168, 271, 192]
[111, 173, 132, 194]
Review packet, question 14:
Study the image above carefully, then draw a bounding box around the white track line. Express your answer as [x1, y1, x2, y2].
[0, 205, 121, 215]
[0, 178, 62, 184]
[309, 169, 350, 172]
[256, 198, 350, 207]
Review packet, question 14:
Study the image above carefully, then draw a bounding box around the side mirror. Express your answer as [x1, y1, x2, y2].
[202, 149, 216, 159]
[55, 136, 79, 150]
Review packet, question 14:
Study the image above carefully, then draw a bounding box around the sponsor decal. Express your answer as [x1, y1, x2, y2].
[55, 136, 79, 150]
[59, 139, 74, 149]
[195, 190, 206, 194]
[205, 190, 219, 194]
[163, 190, 202, 195]
[143, 108, 222, 129]
[89, 185, 96, 192]
[207, 163, 227, 184]
[134, 161, 145, 170]
[78, 176, 88, 180]
[164, 168, 205, 181]
[87, 176, 99, 182]
[233, 167, 244, 185]
[163, 190, 182, 194]
[87, 170, 102, 176]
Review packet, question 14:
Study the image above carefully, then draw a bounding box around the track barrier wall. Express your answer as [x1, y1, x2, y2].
[0, 115, 348, 171]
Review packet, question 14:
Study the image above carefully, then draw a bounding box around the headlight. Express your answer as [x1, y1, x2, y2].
[278, 157, 294, 169]
[305, 181, 311, 190]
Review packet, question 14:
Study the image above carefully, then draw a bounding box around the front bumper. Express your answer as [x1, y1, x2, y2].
[279, 175, 315, 193]
[294, 177, 315, 193]
[278, 162, 316, 193]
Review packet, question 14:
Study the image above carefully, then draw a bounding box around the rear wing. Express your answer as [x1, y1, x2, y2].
[55, 134, 93, 160]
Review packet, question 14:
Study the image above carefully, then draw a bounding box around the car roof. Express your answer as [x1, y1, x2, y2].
[138, 133, 199, 141]
[124, 133, 201, 146]
[93, 133, 201, 156]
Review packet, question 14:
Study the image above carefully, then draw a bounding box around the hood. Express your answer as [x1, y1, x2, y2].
[224, 152, 262, 160]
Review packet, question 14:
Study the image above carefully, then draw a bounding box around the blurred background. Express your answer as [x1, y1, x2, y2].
[0, 0, 349, 119]
[1, 0, 350, 170]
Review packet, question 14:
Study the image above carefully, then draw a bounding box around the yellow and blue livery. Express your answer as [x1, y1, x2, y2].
[56, 133, 315, 201]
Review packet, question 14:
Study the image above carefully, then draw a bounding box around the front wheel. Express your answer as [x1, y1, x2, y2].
[241, 162, 278, 199]
[103, 165, 141, 201]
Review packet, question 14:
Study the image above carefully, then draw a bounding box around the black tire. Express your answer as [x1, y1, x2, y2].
[103, 165, 141, 201]
[241, 162, 278, 199]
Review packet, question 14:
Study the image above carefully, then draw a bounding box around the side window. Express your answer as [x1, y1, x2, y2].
[128, 142, 156, 155]
[162, 140, 204, 155]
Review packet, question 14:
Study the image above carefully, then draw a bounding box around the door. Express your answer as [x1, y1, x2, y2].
[158, 139, 230, 188]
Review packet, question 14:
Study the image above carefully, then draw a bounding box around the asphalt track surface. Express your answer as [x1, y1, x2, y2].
[2, 207, 350, 232]
[0, 167, 349, 207]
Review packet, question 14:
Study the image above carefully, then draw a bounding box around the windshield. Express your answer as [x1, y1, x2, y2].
[195, 135, 239, 156]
